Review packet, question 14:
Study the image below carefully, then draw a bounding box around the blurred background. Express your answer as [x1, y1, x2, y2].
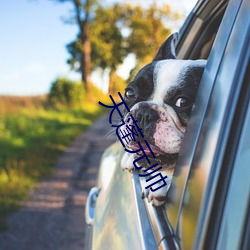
[0, 0, 196, 231]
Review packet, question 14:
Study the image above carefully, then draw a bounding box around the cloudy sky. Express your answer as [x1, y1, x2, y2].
[0, 0, 197, 95]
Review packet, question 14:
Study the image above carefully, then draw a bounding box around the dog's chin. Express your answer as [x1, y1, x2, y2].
[129, 141, 178, 168]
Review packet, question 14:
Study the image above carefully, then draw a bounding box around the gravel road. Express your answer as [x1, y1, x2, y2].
[0, 114, 116, 250]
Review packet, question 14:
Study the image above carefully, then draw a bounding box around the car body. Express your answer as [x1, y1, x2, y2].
[85, 0, 250, 249]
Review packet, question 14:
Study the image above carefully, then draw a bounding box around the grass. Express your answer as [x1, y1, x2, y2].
[0, 95, 108, 230]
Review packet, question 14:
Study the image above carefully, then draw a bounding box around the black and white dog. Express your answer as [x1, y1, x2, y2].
[121, 33, 206, 206]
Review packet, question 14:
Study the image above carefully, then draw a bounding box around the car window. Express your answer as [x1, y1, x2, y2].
[165, 0, 249, 249]
[177, 0, 228, 60]
[134, 0, 231, 248]
[166, 0, 232, 230]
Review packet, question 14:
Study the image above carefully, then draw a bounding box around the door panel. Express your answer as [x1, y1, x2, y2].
[92, 143, 158, 250]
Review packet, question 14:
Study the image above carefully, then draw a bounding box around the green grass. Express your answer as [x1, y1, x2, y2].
[0, 97, 107, 230]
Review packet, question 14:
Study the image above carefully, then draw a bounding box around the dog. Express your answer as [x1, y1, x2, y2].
[120, 33, 206, 206]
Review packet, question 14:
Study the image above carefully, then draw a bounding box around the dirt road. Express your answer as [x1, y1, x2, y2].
[0, 114, 116, 250]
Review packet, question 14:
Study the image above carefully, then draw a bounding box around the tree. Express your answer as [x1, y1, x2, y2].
[66, 3, 174, 93]
[124, 4, 172, 77]
[54, 0, 98, 97]
[67, 4, 127, 95]
[90, 4, 127, 95]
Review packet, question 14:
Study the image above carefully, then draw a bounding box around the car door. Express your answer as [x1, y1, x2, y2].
[165, 0, 250, 249]
[85, 0, 245, 249]
[90, 142, 158, 250]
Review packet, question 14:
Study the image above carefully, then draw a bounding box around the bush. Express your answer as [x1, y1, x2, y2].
[48, 77, 85, 108]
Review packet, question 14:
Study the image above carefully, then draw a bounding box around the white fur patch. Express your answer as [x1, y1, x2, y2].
[152, 59, 206, 104]
[121, 152, 135, 171]
[147, 175, 172, 205]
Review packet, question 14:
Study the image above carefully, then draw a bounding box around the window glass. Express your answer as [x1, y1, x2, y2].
[216, 96, 250, 249]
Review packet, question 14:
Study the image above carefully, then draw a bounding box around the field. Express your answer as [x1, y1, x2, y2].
[0, 95, 107, 229]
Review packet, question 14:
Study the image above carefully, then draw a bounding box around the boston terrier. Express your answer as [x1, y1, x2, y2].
[120, 33, 206, 206]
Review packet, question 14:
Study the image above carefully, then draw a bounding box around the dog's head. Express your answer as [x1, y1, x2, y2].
[121, 33, 206, 169]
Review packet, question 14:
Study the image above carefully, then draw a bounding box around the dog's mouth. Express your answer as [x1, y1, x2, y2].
[128, 141, 178, 165]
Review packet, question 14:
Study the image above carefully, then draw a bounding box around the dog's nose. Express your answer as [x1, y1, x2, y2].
[134, 109, 159, 130]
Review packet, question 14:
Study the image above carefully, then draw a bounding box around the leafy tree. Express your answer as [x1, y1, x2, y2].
[123, 4, 172, 70]
[65, 3, 173, 94]
[67, 4, 127, 95]
[53, 0, 98, 97]
[90, 4, 127, 95]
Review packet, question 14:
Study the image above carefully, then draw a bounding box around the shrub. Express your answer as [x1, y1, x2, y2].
[48, 77, 85, 108]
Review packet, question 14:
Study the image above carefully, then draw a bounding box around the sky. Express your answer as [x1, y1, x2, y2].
[0, 0, 197, 96]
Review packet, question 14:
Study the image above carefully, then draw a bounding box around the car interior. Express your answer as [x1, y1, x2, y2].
[177, 0, 229, 60]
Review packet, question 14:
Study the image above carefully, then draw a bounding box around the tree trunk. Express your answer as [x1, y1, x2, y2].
[81, 21, 91, 98]
[73, 0, 92, 99]
[108, 70, 115, 96]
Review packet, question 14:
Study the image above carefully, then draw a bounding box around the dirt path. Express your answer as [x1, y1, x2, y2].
[0, 114, 116, 250]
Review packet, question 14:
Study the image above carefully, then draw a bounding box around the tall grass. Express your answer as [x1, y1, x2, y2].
[0, 95, 109, 230]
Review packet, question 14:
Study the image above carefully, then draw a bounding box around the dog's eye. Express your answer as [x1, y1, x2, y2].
[125, 89, 136, 100]
[175, 97, 192, 108]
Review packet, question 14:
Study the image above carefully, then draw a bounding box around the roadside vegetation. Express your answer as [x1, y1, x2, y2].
[0, 0, 180, 230]
[0, 82, 110, 230]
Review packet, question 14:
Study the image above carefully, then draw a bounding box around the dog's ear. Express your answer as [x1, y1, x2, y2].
[153, 32, 179, 61]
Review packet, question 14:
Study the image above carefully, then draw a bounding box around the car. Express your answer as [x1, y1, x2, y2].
[85, 0, 250, 249]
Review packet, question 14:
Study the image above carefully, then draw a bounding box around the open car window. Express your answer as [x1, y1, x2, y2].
[163, 0, 250, 249]
[166, 0, 233, 230]
[136, 0, 249, 248]
[135, 0, 230, 248]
